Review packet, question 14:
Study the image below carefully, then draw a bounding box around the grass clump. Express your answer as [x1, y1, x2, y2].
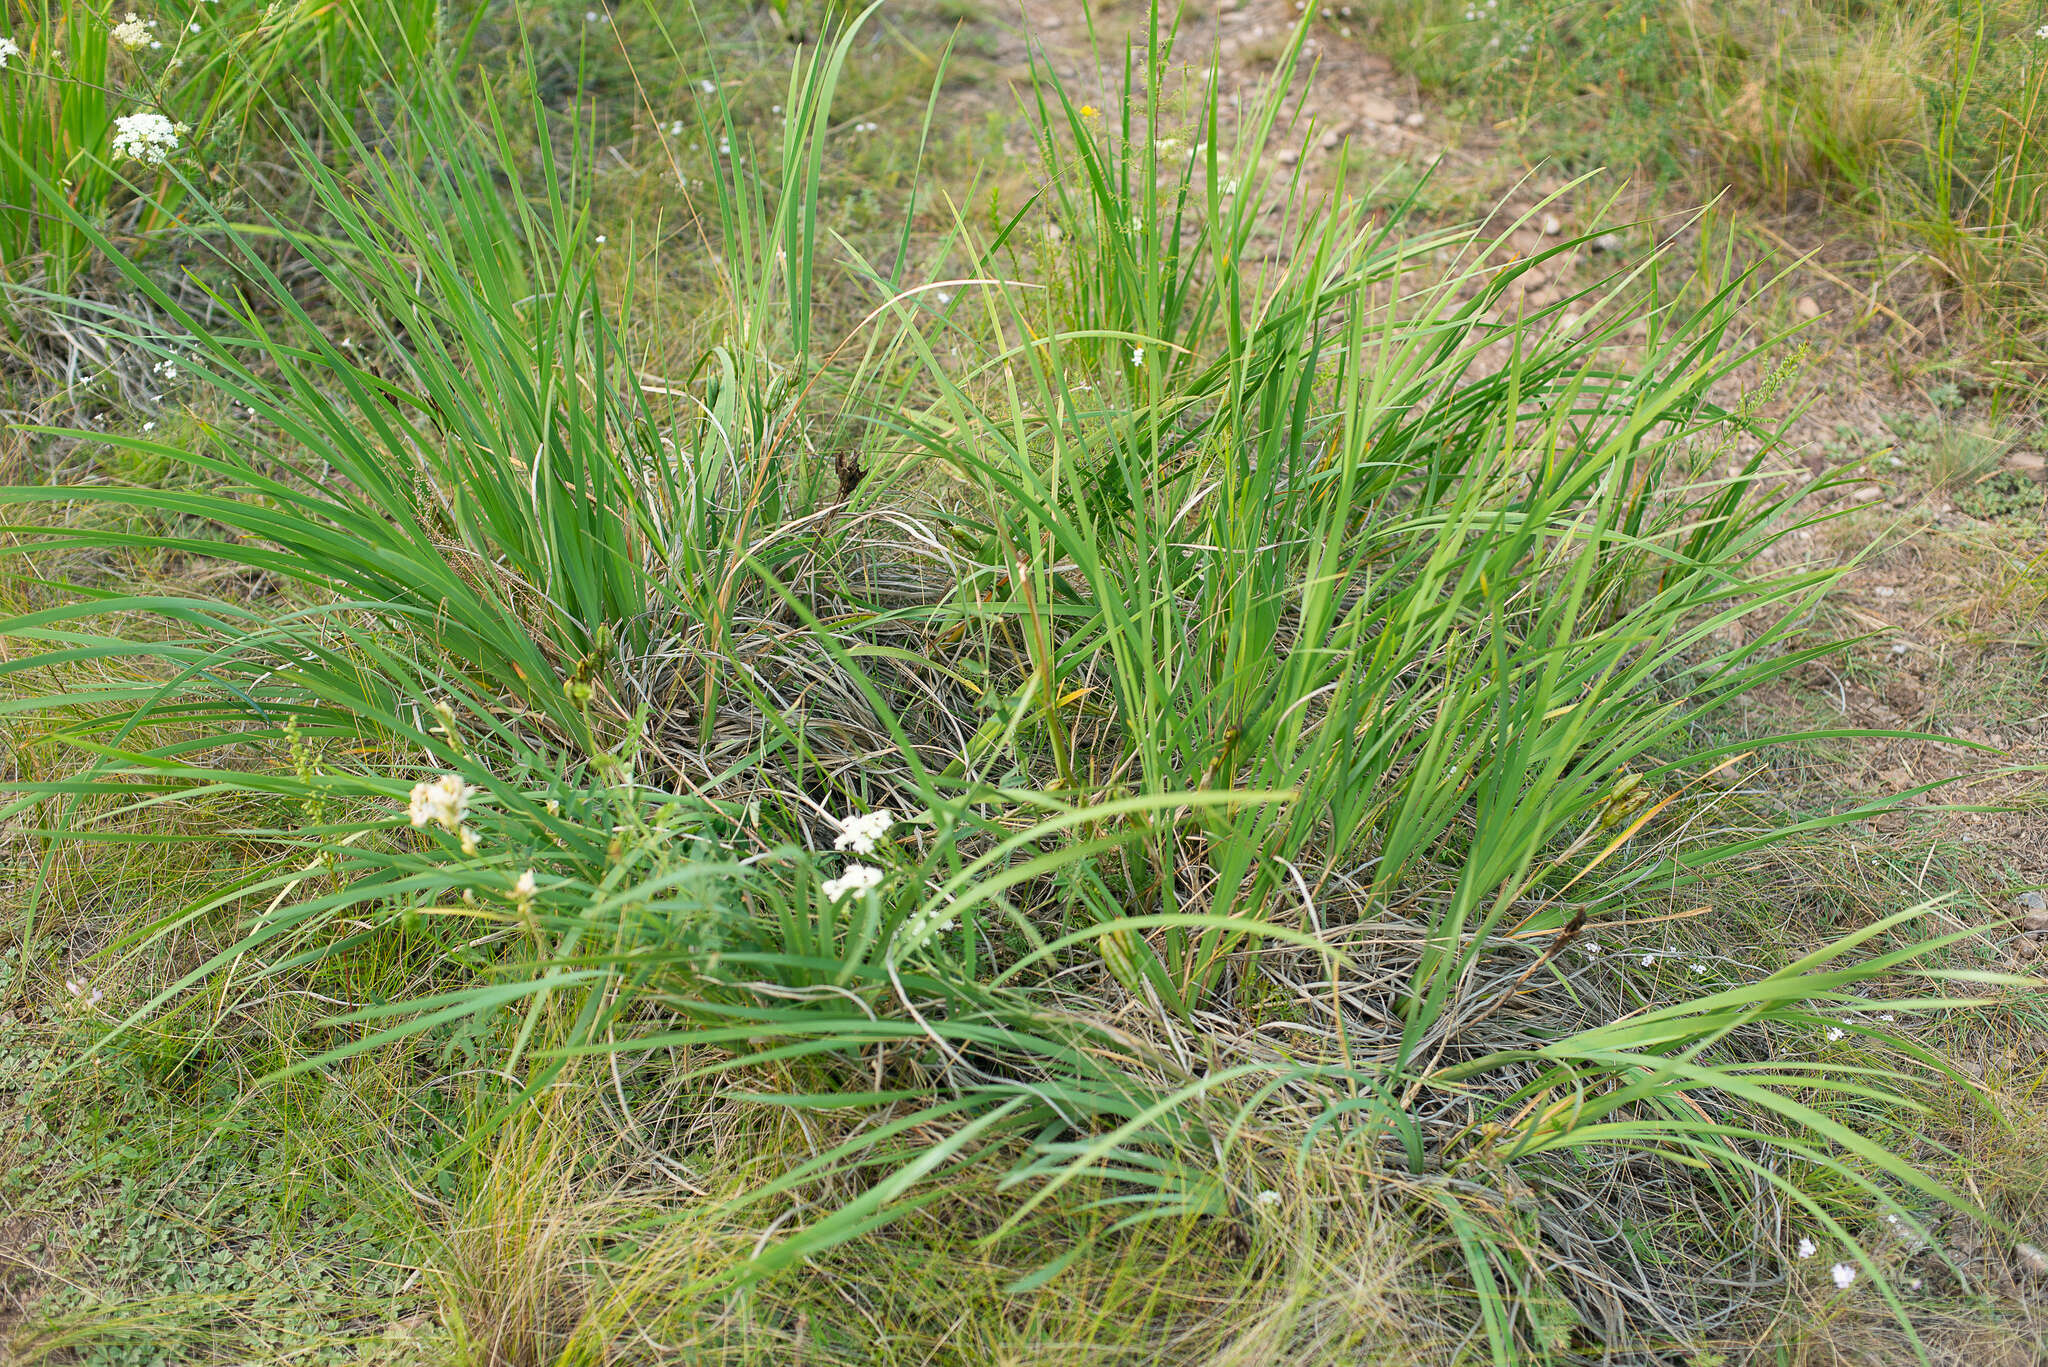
[0, 3, 2037, 1362]
[0, 0, 438, 304]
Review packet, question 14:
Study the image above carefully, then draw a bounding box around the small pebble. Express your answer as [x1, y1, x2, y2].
[1360, 94, 1398, 123]
[1541, 213, 1563, 236]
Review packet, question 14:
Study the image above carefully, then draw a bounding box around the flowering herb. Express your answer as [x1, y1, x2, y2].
[821, 863, 883, 901]
[111, 111, 187, 164]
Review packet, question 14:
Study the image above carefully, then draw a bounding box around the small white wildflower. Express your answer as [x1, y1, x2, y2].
[0, 36, 20, 67]
[584, 9, 600, 20]
[511, 869, 538, 902]
[407, 773, 472, 834]
[821, 863, 884, 901]
[1878, 1013, 1895, 1023]
[459, 826, 480, 857]
[594, 234, 606, 244]
[187, 20, 199, 31]
[2038, 23, 2048, 39]
[110, 13, 151, 49]
[666, 119, 685, 135]
[1825, 1026, 1845, 1042]
[1831, 1262, 1856, 1289]
[1131, 345, 1145, 365]
[1640, 953, 1655, 967]
[832, 809, 895, 856]
[152, 358, 178, 378]
[1253, 1190, 1281, 1207]
[111, 112, 186, 165]
[1690, 961, 1708, 974]
[141, 420, 155, 431]
[1581, 941, 1600, 956]
[698, 79, 715, 94]
[1796, 1237, 1816, 1260]
[893, 896, 962, 956]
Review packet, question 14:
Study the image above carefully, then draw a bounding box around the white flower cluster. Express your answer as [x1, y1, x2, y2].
[0, 36, 20, 68]
[821, 863, 883, 901]
[892, 884, 960, 957]
[833, 808, 894, 855]
[408, 773, 479, 853]
[111, 112, 187, 165]
[110, 12, 156, 50]
[1793, 1237, 1858, 1287]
